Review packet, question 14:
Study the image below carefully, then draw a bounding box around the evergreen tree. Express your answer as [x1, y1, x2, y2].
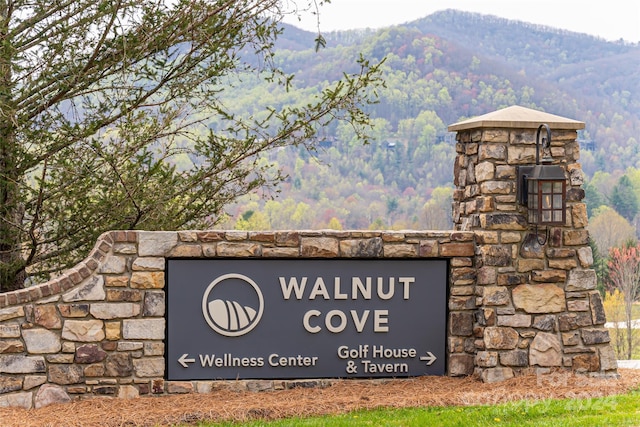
[589, 238, 608, 296]
[0, 0, 382, 291]
[611, 175, 639, 222]
[584, 181, 605, 218]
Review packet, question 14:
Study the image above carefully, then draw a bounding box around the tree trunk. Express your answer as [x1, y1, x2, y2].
[0, 2, 25, 292]
[626, 301, 633, 359]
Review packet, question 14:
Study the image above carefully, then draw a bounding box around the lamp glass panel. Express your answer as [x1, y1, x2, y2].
[529, 182, 538, 209]
[553, 194, 562, 208]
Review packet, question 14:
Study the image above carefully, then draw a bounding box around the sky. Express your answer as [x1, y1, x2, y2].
[283, 0, 640, 43]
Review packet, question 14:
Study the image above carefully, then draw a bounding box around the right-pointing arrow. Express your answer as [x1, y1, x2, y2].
[420, 351, 437, 366]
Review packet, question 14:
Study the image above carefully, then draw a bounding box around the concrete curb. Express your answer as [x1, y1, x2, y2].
[617, 360, 640, 369]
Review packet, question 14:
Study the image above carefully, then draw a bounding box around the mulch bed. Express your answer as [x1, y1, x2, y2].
[3, 369, 640, 427]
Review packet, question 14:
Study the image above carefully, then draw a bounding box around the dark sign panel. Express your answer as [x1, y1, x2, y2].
[166, 259, 447, 380]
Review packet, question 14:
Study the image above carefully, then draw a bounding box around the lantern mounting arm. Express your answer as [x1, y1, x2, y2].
[533, 224, 549, 246]
[536, 123, 551, 165]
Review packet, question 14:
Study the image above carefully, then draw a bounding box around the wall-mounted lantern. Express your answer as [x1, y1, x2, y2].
[517, 124, 566, 243]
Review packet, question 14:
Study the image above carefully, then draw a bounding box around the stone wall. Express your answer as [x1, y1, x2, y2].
[0, 105, 621, 408]
[0, 230, 475, 408]
[452, 126, 617, 383]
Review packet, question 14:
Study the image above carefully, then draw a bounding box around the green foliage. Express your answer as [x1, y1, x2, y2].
[224, 12, 637, 232]
[589, 238, 608, 296]
[228, 118, 456, 231]
[584, 180, 606, 218]
[604, 289, 640, 359]
[327, 217, 342, 230]
[2, 6, 637, 289]
[611, 175, 639, 222]
[0, 0, 383, 291]
[235, 209, 270, 231]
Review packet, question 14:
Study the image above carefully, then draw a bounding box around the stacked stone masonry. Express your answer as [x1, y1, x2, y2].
[0, 113, 620, 408]
[452, 127, 617, 383]
[0, 230, 476, 408]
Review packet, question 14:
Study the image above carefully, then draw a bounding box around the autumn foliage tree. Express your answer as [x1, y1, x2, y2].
[588, 206, 636, 256]
[0, 0, 382, 291]
[607, 242, 640, 359]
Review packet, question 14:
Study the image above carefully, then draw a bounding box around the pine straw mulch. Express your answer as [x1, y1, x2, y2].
[3, 369, 640, 427]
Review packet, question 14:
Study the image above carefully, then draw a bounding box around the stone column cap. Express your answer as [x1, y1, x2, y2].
[448, 105, 585, 132]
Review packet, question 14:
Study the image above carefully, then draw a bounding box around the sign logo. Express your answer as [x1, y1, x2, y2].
[201, 273, 264, 337]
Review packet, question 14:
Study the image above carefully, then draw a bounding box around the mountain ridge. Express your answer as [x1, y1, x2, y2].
[220, 9, 639, 230]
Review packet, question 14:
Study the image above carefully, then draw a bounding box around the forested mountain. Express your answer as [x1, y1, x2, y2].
[214, 10, 640, 231]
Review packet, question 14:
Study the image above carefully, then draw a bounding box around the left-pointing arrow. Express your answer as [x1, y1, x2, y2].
[178, 353, 196, 368]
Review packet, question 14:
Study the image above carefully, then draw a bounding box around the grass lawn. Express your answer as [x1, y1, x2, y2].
[197, 391, 640, 427]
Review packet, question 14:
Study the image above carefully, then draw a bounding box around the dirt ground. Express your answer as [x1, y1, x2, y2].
[2, 369, 640, 427]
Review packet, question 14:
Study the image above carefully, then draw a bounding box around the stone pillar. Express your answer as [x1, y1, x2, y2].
[448, 106, 617, 382]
